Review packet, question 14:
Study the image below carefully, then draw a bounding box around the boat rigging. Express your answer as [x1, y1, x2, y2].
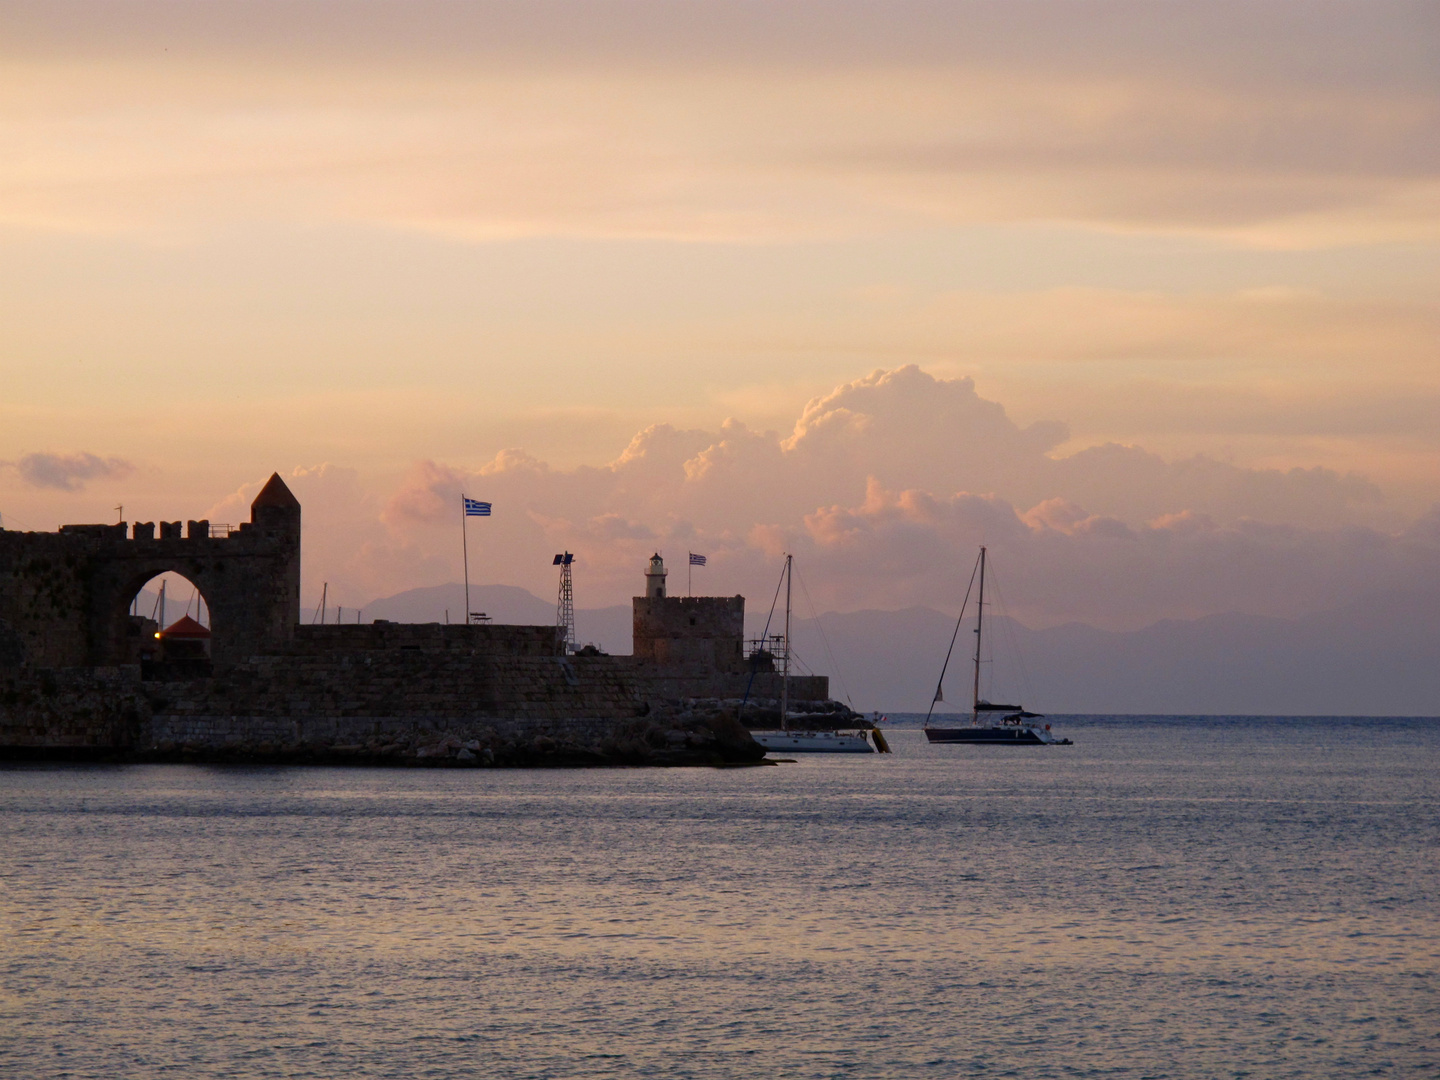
[923, 546, 1071, 746]
[747, 553, 883, 754]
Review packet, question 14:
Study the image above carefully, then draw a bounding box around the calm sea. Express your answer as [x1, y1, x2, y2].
[2, 716, 1436, 1079]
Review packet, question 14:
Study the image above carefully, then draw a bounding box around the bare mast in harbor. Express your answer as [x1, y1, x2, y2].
[781, 552, 791, 731]
[972, 545, 985, 722]
[748, 552, 880, 754]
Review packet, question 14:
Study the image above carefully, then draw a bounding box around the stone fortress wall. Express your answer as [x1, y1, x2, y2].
[0, 475, 300, 669]
[0, 476, 846, 765]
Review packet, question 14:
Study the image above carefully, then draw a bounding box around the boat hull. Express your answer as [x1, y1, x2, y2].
[925, 726, 1068, 745]
[752, 730, 875, 754]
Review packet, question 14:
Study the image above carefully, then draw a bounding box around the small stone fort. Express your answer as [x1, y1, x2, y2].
[0, 474, 847, 765]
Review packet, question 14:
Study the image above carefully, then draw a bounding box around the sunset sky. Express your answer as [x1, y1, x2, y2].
[2, 1, 1437, 628]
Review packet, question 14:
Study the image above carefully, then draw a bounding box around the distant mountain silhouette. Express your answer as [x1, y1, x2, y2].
[783, 590, 1440, 716]
[357, 583, 1440, 715]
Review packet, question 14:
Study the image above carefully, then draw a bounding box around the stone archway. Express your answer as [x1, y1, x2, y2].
[90, 537, 295, 667]
[121, 570, 212, 674]
[0, 473, 301, 671]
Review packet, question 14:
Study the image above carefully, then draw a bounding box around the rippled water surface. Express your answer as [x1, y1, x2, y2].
[2, 716, 1437, 1078]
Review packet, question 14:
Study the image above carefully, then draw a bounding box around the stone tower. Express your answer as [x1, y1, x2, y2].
[632, 556, 744, 672]
[242, 472, 303, 654]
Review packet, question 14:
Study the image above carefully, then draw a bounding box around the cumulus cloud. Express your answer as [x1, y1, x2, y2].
[1048, 442, 1384, 528]
[155, 372, 1426, 626]
[12, 452, 134, 491]
[349, 366, 1434, 628]
[378, 460, 469, 526]
[671, 367, 1382, 530]
[794, 479, 1440, 628]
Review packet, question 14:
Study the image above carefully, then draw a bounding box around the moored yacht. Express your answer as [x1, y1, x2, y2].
[923, 546, 1071, 746]
[748, 554, 880, 755]
[751, 728, 875, 753]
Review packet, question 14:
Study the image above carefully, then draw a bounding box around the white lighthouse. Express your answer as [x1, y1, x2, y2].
[644, 553, 667, 599]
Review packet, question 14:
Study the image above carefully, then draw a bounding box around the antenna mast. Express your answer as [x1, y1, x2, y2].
[553, 552, 575, 653]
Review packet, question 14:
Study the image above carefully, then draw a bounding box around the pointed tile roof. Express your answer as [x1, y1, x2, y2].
[162, 614, 211, 638]
[251, 472, 300, 512]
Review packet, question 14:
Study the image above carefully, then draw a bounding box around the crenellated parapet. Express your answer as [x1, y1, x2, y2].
[0, 472, 301, 669]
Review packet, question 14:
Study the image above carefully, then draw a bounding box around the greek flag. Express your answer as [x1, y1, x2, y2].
[463, 497, 491, 517]
[689, 552, 707, 566]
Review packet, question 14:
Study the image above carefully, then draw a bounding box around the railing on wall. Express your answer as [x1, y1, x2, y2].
[746, 634, 788, 663]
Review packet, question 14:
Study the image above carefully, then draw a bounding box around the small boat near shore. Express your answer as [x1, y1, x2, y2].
[923, 546, 1071, 747]
[748, 554, 882, 754]
[752, 729, 876, 753]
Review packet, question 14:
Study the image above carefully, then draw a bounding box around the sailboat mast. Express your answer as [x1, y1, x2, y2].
[972, 545, 986, 720]
[781, 553, 792, 732]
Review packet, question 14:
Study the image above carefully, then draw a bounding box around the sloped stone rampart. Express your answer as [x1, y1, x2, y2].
[141, 711, 762, 767]
[153, 650, 638, 723]
[0, 666, 146, 749]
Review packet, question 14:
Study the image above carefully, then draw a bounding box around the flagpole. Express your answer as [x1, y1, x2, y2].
[461, 493, 471, 626]
[688, 552, 692, 597]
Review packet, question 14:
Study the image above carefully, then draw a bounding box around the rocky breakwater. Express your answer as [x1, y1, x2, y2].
[734, 697, 867, 731]
[0, 657, 774, 766]
[143, 708, 766, 767]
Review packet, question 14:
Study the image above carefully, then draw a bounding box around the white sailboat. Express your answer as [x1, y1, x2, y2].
[749, 554, 876, 754]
